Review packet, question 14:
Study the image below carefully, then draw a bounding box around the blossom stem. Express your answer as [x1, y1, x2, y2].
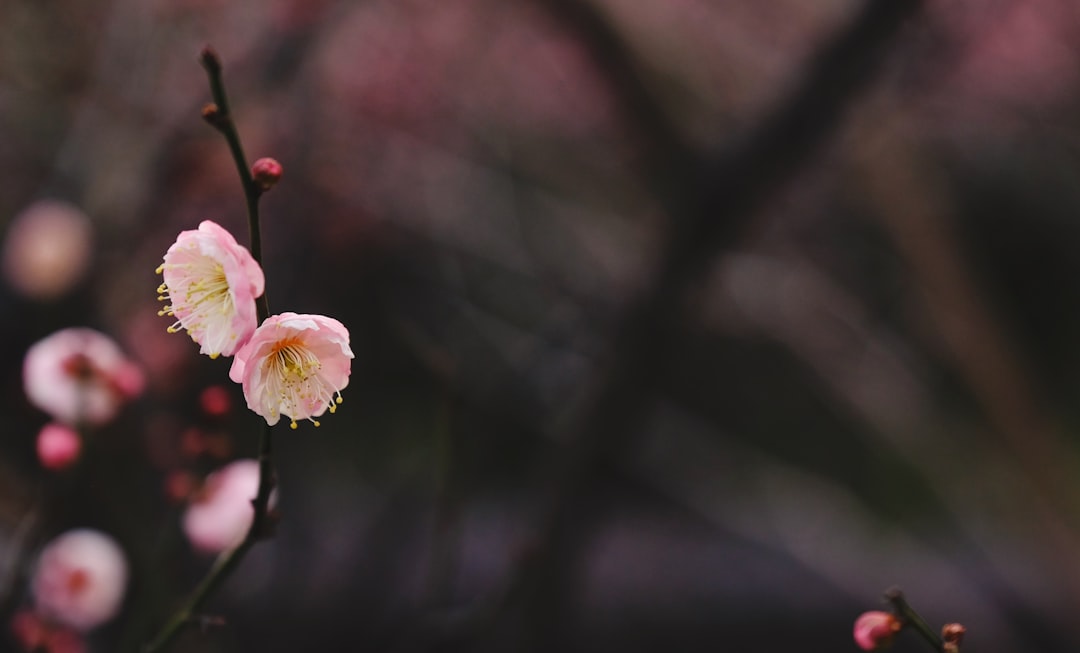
[142, 48, 277, 653]
[142, 421, 275, 653]
[886, 587, 945, 652]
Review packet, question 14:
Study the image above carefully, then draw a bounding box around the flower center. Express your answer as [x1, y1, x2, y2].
[61, 354, 97, 381]
[157, 259, 233, 358]
[66, 568, 91, 595]
[263, 337, 342, 429]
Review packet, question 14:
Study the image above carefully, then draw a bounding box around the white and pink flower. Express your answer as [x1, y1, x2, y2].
[31, 529, 128, 632]
[229, 313, 353, 429]
[182, 459, 263, 553]
[23, 328, 144, 427]
[157, 220, 265, 358]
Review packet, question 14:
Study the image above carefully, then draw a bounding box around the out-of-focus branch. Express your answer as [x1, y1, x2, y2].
[536, 0, 692, 170]
[848, 109, 1080, 600]
[479, 0, 925, 649]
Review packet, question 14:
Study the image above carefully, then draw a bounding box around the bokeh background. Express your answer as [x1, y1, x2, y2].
[3, 0, 1080, 651]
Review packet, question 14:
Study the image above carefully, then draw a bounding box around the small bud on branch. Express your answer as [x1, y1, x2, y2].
[251, 158, 283, 192]
[942, 623, 965, 653]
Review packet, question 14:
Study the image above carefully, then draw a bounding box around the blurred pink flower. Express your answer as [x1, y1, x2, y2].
[853, 611, 901, 651]
[24, 328, 144, 427]
[156, 220, 265, 358]
[36, 423, 82, 470]
[32, 529, 128, 632]
[229, 313, 353, 429]
[182, 459, 261, 553]
[1, 199, 92, 301]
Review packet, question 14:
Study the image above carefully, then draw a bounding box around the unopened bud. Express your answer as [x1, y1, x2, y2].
[853, 611, 902, 651]
[251, 158, 283, 191]
[942, 623, 966, 653]
[37, 423, 82, 471]
[202, 103, 226, 129]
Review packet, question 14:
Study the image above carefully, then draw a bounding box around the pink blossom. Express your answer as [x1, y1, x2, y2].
[182, 459, 263, 553]
[36, 423, 82, 470]
[32, 530, 128, 632]
[24, 328, 145, 427]
[854, 611, 901, 651]
[157, 220, 265, 358]
[229, 312, 353, 429]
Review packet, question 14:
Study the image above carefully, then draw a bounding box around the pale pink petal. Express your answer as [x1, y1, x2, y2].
[182, 459, 264, 553]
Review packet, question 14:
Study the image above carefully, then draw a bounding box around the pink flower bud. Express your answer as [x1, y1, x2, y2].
[36, 423, 82, 470]
[854, 611, 901, 651]
[251, 157, 283, 191]
[32, 530, 128, 631]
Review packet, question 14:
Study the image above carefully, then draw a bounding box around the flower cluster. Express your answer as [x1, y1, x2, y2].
[158, 220, 353, 428]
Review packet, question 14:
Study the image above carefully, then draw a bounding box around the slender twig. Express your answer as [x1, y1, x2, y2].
[886, 588, 946, 652]
[199, 46, 270, 323]
[142, 47, 277, 653]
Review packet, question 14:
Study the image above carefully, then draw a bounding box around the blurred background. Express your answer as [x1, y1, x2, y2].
[3, 0, 1080, 651]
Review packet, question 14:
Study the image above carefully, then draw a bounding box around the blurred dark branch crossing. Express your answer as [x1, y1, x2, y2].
[477, 0, 927, 649]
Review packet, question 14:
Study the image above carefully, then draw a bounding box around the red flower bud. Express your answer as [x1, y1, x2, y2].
[251, 157, 283, 191]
